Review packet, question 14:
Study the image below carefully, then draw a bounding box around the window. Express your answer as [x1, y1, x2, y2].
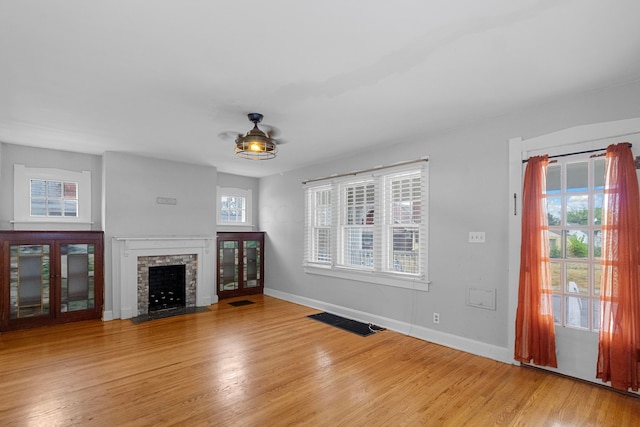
[30, 179, 78, 217]
[307, 186, 332, 263]
[546, 155, 604, 331]
[217, 187, 252, 226]
[13, 165, 92, 230]
[304, 160, 428, 288]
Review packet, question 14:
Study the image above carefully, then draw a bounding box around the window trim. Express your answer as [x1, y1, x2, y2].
[217, 186, 253, 227]
[303, 160, 429, 291]
[13, 164, 92, 230]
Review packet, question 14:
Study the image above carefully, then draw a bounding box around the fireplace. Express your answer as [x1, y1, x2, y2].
[111, 236, 216, 320]
[136, 254, 197, 316]
[148, 264, 186, 312]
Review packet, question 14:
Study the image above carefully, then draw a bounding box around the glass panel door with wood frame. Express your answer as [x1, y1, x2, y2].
[10, 244, 51, 321]
[1, 231, 103, 331]
[217, 232, 264, 299]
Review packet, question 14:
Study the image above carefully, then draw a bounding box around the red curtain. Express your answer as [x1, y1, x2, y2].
[515, 155, 557, 367]
[596, 143, 640, 392]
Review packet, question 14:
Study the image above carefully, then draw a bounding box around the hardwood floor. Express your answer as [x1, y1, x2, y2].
[0, 295, 638, 426]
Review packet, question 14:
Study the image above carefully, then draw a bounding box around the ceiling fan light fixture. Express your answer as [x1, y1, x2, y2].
[234, 113, 278, 160]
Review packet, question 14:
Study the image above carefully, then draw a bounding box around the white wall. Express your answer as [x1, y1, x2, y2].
[102, 151, 217, 318]
[259, 79, 640, 363]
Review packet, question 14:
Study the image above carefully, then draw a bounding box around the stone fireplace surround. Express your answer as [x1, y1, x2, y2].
[112, 236, 216, 320]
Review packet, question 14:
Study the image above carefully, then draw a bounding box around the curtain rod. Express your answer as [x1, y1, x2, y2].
[302, 157, 429, 185]
[522, 142, 632, 164]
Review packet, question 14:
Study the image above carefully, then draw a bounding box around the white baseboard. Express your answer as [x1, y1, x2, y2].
[102, 310, 114, 321]
[264, 287, 512, 365]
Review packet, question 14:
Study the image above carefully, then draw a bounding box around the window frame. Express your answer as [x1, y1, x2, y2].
[217, 186, 253, 227]
[13, 164, 92, 230]
[303, 161, 429, 291]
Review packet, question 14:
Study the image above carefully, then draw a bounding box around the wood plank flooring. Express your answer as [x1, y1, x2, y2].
[0, 295, 638, 426]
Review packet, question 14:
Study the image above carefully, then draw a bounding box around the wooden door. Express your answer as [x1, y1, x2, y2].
[217, 232, 264, 299]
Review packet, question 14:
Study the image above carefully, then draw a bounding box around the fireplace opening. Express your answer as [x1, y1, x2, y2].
[148, 264, 186, 313]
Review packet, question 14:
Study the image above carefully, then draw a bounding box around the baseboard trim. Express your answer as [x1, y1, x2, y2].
[264, 288, 512, 364]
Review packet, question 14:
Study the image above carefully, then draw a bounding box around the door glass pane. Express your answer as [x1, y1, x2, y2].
[546, 164, 561, 193]
[566, 230, 588, 258]
[244, 240, 261, 288]
[220, 241, 239, 291]
[565, 295, 588, 329]
[10, 244, 50, 319]
[593, 158, 606, 190]
[546, 196, 562, 226]
[60, 244, 95, 312]
[566, 195, 588, 226]
[566, 162, 588, 192]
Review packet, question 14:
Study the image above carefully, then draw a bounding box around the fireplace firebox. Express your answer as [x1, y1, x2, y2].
[148, 264, 186, 312]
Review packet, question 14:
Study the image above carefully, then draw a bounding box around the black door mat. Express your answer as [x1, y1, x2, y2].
[228, 300, 255, 307]
[307, 312, 385, 337]
[130, 307, 210, 324]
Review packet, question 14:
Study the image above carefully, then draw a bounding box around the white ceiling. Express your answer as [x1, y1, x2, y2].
[1, 1, 640, 177]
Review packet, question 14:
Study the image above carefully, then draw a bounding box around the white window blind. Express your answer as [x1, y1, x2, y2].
[303, 159, 429, 286]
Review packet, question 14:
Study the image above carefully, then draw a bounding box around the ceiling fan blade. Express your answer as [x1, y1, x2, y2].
[218, 131, 243, 141]
[261, 124, 281, 138]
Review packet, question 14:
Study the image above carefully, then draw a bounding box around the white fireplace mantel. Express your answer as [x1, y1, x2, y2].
[112, 236, 217, 319]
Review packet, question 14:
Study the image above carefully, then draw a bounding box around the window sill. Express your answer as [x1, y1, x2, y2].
[303, 264, 429, 291]
[11, 219, 94, 231]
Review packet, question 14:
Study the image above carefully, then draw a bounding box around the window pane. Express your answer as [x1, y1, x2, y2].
[31, 199, 46, 216]
[566, 263, 588, 293]
[31, 180, 46, 197]
[566, 195, 588, 226]
[546, 196, 562, 226]
[315, 228, 331, 262]
[566, 230, 588, 258]
[594, 158, 606, 190]
[593, 193, 603, 225]
[546, 164, 561, 193]
[593, 263, 602, 296]
[552, 294, 561, 323]
[64, 182, 77, 198]
[345, 228, 373, 268]
[593, 299, 600, 331]
[47, 199, 63, 216]
[549, 230, 562, 258]
[47, 181, 62, 198]
[64, 200, 78, 217]
[593, 230, 601, 259]
[392, 228, 418, 273]
[565, 295, 588, 328]
[346, 184, 374, 225]
[550, 261, 562, 291]
[566, 162, 588, 192]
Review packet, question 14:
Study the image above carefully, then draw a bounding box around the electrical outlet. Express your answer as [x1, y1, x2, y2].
[433, 313, 440, 324]
[469, 231, 486, 243]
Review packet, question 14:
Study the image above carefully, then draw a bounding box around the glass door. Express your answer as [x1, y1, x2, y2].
[217, 232, 264, 299]
[243, 239, 261, 289]
[219, 239, 239, 293]
[60, 243, 96, 313]
[9, 244, 51, 321]
[1, 231, 104, 331]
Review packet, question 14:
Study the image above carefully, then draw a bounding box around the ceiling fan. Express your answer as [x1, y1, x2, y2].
[219, 113, 283, 160]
